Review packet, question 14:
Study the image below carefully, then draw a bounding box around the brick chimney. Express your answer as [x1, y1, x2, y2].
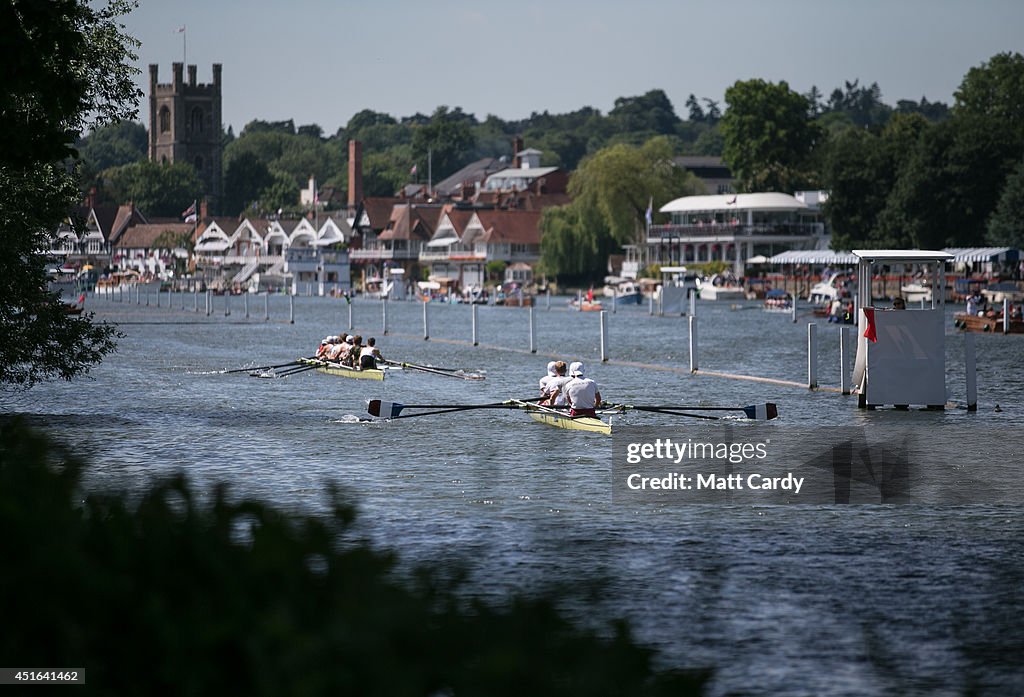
[348, 140, 363, 208]
[200, 199, 209, 220]
[512, 136, 524, 168]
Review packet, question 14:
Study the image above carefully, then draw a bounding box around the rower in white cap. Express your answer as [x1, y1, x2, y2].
[563, 361, 601, 417]
[539, 361, 557, 398]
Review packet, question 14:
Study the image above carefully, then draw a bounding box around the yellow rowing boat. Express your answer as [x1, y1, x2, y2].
[511, 400, 613, 434]
[297, 358, 385, 381]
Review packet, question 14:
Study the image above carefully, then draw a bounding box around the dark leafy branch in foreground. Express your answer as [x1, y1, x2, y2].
[0, 420, 708, 696]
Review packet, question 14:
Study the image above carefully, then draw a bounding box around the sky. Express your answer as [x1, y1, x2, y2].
[118, 0, 1024, 136]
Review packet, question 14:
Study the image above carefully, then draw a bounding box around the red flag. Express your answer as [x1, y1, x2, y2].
[863, 307, 877, 343]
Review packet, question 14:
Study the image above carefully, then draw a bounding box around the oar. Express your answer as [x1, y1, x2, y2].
[250, 363, 320, 379]
[614, 403, 779, 420]
[386, 360, 485, 380]
[367, 399, 537, 420]
[223, 358, 307, 374]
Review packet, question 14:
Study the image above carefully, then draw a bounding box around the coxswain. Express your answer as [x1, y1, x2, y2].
[543, 361, 572, 407]
[359, 337, 385, 370]
[563, 361, 601, 417]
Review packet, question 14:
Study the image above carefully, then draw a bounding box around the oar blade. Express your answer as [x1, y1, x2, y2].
[367, 399, 404, 418]
[742, 403, 779, 420]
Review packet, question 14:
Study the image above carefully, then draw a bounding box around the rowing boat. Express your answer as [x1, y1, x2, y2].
[297, 357, 386, 381]
[511, 400, 614, 434]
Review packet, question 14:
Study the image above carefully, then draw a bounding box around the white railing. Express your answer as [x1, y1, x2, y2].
[232, 259, 260, 284]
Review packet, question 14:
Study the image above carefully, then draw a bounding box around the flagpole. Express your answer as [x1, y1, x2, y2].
[182, 25, 187, 66]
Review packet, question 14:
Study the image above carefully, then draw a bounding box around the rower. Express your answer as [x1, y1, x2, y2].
[539, 361, 557, 398]
[344, 335, 363, 367]
[315, 336, 333, 359]
[325, 336, 347, 362]
[544, 361, 572, 407]
[563, 361, 601, 417]
[359, 337, 385, 370]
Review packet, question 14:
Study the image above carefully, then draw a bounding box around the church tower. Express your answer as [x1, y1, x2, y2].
[148, 63, 223, 213]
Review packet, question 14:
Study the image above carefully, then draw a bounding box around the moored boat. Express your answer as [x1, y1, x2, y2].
[297, 357, 386, 381]
[953, 312, 1024, 334]
[762, 288, 793, 312]
[696, 273, 745, 301]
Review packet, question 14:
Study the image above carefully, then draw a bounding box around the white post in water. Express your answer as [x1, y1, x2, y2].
[649, 292, 654, 316]
[688, 315, 699, 372]
[689, 289, 696, 317]
[205, 290, 211, 316]
[288, 292, 294, 324]
[546, 289, 551, 310]
[146, 287, 150, 306]
[599, 310, 608, 362]
[422, 298, 429, 340]
[381, 297, 388, 335]
[791, 295, 798, 323]
[577, 289, 583, 311]
[1003, 298, 1010, 334]
[965, 332, 977, 411]
[155, 286, 159, 307]
[471, 303, 478, 346]
[612, 288, 617, 314]
[224, 293, 231, 317]
[839, 326, 852, 394]
[529, 305, 536, 353]
[347, 299, 353, 331]
[807, 323, 818, 389]
[194, 287, 199, 312]
[244, 292, 249, 319]
[264, 292, 269, 322]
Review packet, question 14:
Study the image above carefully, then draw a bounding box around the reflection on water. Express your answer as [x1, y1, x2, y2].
[2, 296, 1022, 695]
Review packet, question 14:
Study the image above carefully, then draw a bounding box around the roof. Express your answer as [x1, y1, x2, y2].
[943, 247, 1019, 262]
[485, 166, 560, 185]
[768, 250, 860, 265]
[114, 223, 194, 249]
[378, 204, 440, 241]
[361, 197, 402, 231]
[661, 193, 809, 213]
[433, 157, 504, 196]
[852, 250, 955, 263]
[473, 210, 542, 245]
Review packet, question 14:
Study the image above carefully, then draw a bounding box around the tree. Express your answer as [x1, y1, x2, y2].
[0, 0, 139, 387]
[987, 158, 1024, 248]
[820, 113, 929, 249]
[103, 160, 202, 218]
[411, 106, 477, 182]
[259, 170, 300, 213]
[607, 90, 681, 136]
[540, 137, 703, 282]
[954, 52, 1024, 145]
[223, 151, 274, 216]
[76, 120, 147, 177]
[720, 79, 821, 192]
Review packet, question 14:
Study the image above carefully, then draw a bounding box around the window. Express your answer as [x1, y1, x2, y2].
[190, 107, 204, 133]
[159, 106, 171, 133]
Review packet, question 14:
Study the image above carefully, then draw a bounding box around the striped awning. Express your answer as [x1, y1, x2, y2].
[768, 250, 859, 265]
[943, 247, 1019, 263]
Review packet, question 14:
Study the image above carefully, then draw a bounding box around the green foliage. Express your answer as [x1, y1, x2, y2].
[260, 170, 301, 213]
[954, 52, 1024, 144]
[721, 79, 821, 193]
[223, 151, 274, 216]
[987, 158, 1024, 247]
[103, 160, 202, 218]
[0, 420, 709, 696]
[539, 204, 615, 283]
[486, 260, 507, 282]
[410, 106, 478, 181]
[76, 121, 147, 177]
[822, 80, 892, 128]
[0, 0, 136, 387]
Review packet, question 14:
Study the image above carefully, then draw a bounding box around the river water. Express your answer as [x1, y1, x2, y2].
[3, 293, 1022, 696]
